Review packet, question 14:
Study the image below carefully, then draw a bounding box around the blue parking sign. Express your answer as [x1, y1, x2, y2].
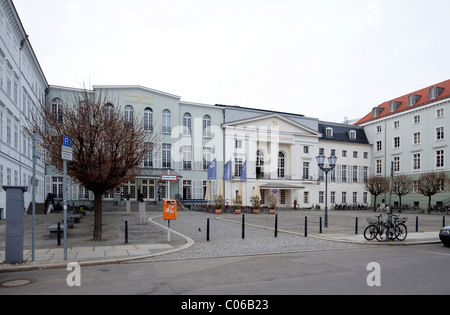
[63, 136, 71, 147]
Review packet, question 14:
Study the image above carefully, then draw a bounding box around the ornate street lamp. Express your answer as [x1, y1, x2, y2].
[316, 153, 337, 228]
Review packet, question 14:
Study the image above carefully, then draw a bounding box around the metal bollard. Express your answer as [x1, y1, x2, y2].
[304, 217, 308, 237]
[274, 214, 278, 238]
[320, 217, 322, 234]
[416, 216, 419, 232]
[242, 214, 245, 239]
[443, 216, 446, 228]
[355, 217, 358, 235]
[207, 218, 210, 242]
[57, 222, 61, 246]
[125, 221, 128, 244]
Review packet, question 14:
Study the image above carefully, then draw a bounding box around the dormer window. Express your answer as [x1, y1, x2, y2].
[389, 101, 401, 113]
[429, 86, 444, 100]
[407, 94, 421, 107]
[372, 107, 383, 118]
[349, 130, 356, 139]
[325, 127, 333, 137]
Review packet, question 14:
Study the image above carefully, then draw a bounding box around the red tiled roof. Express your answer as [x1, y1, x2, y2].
[355, 79, 450, 125]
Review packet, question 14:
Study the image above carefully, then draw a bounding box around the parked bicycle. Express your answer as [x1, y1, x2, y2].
[364, 214, 408, 242]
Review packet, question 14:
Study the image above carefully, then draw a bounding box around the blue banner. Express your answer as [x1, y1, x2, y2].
[208, 159, 217, 180]
[240, 161, 247, 182]
[223, 160, 232, 181]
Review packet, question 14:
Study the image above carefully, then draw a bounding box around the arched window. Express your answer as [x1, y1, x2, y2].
[183, 113, 192, 136]
[125, 105, 134, 123]
[256, 150, 265, 179]
[144, 107, 153, 132]
[278, 152, 285, 178]
[162, 109, 171, 134]
[203, 115, 211, 138]
[52, 98, 63, 123]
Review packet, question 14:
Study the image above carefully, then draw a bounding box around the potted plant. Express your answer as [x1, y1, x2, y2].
[251, 195, 261, 214]
[214, 194, 224, 214]
[268, 193, 278, 214]
[232, 193, 243, 214]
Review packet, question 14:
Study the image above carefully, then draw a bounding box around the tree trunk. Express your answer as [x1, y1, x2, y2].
[373, 195, 378, 212]
[427, 195, 432, 214]
[93, 193, 103, 241]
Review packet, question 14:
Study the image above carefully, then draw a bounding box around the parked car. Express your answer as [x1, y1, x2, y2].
[439, 226, 450, 247]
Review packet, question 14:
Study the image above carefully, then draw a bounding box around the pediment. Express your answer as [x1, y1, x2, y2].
[224, 114, 321, 137]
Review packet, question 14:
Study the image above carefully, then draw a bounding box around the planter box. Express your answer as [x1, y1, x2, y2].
[234, 209, 241, 214]
[215, 209, 222, 214]
[253, 209, 260, 214]
[269, 209, 276, 214]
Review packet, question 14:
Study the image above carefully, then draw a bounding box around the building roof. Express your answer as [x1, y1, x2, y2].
[355, 79, 450, 125]
[318, 121, 369, 144]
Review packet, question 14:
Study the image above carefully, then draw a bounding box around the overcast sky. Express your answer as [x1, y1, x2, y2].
[13, 0, 450, 122]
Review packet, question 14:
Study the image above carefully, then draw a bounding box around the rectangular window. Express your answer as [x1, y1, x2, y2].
[303, 162, 310, 180]
[353, 192, 358, 203]
[393, 136, 400, 148]
[352, 166, 358, 182]
[413, 132, 421, 145]
[183, 146, 192, 170]
[303, 192, 309, 204]
[330, 191, 336, 204]
[436, 127, 444, 140]
[342, 165, 347, 182]
[319, 191, 324, 203]
[203, 147, 212, 170]
[394, 156, 400, 172]
[234, 158, 243, 177]
[376, 141, 382, 152]
[162, 144, 171, 169]
[413, 153, 421, 171]
[376, 159, 382, 174]
[342, 192, 347, 204]
[436, 150, 444, 168]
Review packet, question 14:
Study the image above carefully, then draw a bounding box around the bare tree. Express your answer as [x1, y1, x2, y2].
[418, 172, 448, 214]
[364, 176, 389, 211]
[392, 175, 413, 212]
[34, 89, 156, 240]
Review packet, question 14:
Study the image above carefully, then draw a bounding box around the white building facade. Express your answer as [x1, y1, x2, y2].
[356, 79, 450, 208]
[0, 0, 48, 219]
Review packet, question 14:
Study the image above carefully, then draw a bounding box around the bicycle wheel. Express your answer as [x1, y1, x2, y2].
[364, 225, 378, 241]
[396, 223, 407, 241]
[375, 225, 389, 242]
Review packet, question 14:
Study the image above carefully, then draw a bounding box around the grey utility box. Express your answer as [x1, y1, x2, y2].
[3, 186, 28, 263]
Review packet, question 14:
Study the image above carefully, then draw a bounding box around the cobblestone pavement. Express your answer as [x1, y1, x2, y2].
[0, 207, 444, 269]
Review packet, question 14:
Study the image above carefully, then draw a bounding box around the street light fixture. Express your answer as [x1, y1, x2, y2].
[316, 153, 337, 228]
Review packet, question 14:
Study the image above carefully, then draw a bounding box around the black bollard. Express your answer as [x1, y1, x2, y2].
[207, 218, 210, 242]
[125, 221, 128, 244]
[274, 214, 278, 238]
[416, 216, 419, 232]
[319, 217, 322, 234]
[443, 216, 446, 228]
[355, 217, 358, 235]
[305, 216, 308, 237]
[242, 214, 245, 239]
[57, 222, 61, 246]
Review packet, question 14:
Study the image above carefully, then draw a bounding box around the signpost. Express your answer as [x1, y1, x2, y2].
[163, 200, 177, 242]
[62, 136, 72, 260]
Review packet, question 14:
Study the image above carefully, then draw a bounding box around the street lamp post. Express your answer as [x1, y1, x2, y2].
[316, 153, 337, 228]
